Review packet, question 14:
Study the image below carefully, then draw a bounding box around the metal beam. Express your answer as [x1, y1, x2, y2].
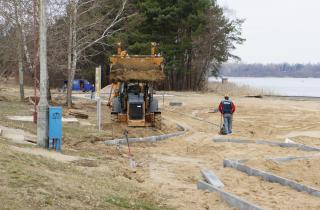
[213, 138, 320, 152]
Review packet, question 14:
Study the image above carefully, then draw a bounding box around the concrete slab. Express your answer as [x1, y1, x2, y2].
[197, 181, 264, 210]
[267, 154, 320, 163]
[105, 124, 187, 145]
[2, 130, 25, 142]
[201, 169, 224, 188]
[0, 125, 35, 144]
[6, 116, 34, 122]
[286, 131, 320, 138]
[154, 94, 175, 97]
[62, 118, 79, 123]
[224, 159, 320, 197]
[7, 116, 78, 123]
[213, 138, 255, 144]
[213, 138, 320, 152]
[105, 130, 186, 145]
[284, 138, 295, 144]
[268, 156, 302, 163]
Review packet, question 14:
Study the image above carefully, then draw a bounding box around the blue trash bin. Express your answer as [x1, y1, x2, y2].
[48, 107, 62, 151]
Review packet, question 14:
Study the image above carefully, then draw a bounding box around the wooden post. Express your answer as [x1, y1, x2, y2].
[96, 66, 102, 131]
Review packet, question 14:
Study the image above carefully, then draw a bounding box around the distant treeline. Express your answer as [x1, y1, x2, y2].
[0, 0, 244, 92]
[220, 63, 320, 77]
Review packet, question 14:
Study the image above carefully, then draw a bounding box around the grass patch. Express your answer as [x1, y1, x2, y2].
[0, 101, 36, 134]
[0, 101, 30, 116]
[0, 88, 173, 210]
[208, 81, 273, 96]
[63, 123, 111, 140]
[0, 140, 167, 209]
[106, 196, 172, 210]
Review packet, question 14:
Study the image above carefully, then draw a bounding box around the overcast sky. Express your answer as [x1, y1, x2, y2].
[218, 0, 320, 64]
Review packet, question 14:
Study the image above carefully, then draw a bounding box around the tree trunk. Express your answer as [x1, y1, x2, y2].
[67, 14, 73, 107]
[18, 40, 24, 101]
[67, 0, 77, 108]
[186, 28, 192, 90]
[14, 0, 24, 101]
[21, 25, 33, 73]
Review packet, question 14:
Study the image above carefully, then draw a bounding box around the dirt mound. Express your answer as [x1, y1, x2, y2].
[110, 57, 165, 81]
[111, 69, 165, 82]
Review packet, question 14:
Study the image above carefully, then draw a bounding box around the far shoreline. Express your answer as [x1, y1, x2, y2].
[209, 77, 320, 98]
[262, 95, 320, 101]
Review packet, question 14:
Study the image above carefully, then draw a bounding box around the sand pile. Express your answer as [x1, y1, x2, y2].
[111, 70, 165, 82]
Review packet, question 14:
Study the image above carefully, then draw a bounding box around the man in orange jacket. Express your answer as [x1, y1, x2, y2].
[219, 95, 236, 134]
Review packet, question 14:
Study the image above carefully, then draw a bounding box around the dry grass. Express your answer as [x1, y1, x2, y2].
[0, 85, 173, 209]
[0, 138, 170, 210]
[0, 101, 37, 135]
[207, 81, 273, 97]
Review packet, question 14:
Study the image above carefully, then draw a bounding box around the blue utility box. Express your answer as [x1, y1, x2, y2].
[48, 106, 62, 151]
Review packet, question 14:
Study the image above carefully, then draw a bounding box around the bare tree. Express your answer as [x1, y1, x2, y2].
[1, 0, 26, 100]
[66, 0, 129, 107]
[0, 0, 131, 103]
[0, 0, 40, 100]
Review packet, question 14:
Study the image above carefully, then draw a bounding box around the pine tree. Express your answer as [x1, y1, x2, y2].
[116, 0, 243, 90]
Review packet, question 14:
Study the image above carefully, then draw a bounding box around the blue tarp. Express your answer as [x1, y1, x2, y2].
[64, 79, 93, 91]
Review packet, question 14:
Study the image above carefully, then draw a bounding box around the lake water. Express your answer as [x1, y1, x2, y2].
[209, 77, 320, 97]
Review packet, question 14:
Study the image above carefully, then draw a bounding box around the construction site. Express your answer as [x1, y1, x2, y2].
[1, 69, 320, 209]
[1, 0, 320, 209]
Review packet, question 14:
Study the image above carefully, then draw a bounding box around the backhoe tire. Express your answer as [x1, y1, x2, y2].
[154, 113, 162, 130]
